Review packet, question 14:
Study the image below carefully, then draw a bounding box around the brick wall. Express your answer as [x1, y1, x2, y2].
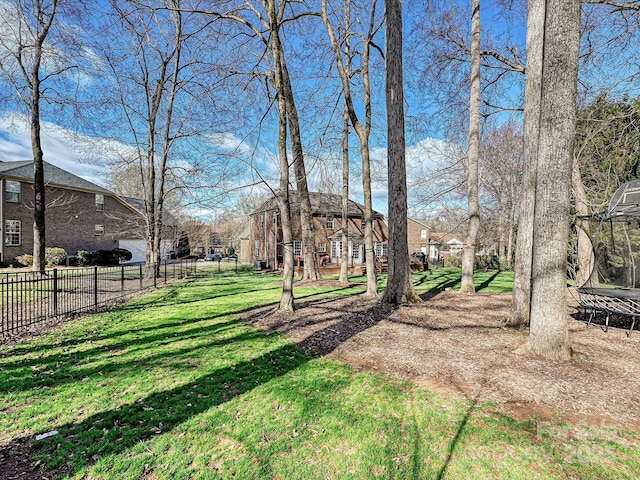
[407, 218, 429, 254]
[2, 181, 145, 265]
[249, 209, 388, 268]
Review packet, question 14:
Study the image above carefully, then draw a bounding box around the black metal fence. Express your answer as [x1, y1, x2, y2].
[1, 260, 197, 340]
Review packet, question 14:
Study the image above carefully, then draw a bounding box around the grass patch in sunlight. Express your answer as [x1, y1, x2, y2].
[1, 270, 638, 479]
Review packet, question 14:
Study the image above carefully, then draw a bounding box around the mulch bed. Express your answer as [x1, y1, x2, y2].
[243, 282, 640, 430]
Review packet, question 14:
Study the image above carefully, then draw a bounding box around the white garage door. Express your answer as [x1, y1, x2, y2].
[118, 239, 146, 264]
[118, 240, 175, 264]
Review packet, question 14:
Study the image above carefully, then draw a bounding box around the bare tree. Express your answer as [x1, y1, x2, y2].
[0, 0, 74, 271]
[382, 0, 420, 305]
[265, 0, 296, 310]
[96, 0, 218, 274]
[321, 0, 383, 297]
[459, 0, 481, 294]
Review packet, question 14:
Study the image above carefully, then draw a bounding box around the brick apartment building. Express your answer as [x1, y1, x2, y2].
[0, 160, 150, 266]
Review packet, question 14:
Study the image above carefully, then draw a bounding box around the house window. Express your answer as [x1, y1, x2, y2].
[374, 242, 387, 258]
[352, 242, 361, 257]
[331, 241, 342, 257]
[4, 220, 21, 246]
[273, 213, 278, 225]
[361, 218, 366, 230]
[420, 229, 427, 239]
[96, 194, 104, 211]
[317, 242, 326, 253]
[254, 240, 260, 257]
[326, 215, 334, 229]
[293, 240, 302, 257]
[95, 224, 105, 236]
[6, 181, 21, 203]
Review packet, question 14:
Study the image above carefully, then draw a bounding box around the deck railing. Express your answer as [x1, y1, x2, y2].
[1, 260, 197, 340]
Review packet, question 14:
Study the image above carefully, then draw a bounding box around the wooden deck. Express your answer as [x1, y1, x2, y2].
[296, 264, 365, 276]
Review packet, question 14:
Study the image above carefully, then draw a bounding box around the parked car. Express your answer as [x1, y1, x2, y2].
[228, 253, 238, 260]
[205, 253, 222, 261]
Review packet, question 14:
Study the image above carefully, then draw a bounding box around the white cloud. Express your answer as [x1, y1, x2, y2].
[0, 112, 134, 188]
[356, 137, 462, 214]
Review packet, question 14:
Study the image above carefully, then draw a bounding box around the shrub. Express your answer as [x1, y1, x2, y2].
[15, 254, 33, 267]
[77, 250, 95, 266]
[445, 254, 462, 268]
[45, 247, 67, 266]
[227, 246, 235, 255]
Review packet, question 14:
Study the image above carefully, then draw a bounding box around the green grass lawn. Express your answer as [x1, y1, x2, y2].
[1, 269, 638, 479]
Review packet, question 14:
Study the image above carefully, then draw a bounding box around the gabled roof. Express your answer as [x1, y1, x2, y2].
[429, 232, 465, 245]
[408, 218, 429, 228]
[0, 160, 111, 194]
[121, 196, 179, 226]
[254, 191, 385, 218]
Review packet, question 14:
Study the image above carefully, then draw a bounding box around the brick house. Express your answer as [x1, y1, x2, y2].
[249, 192, 388, 270]
[428, 232, 465, 262]
[407, 218, 430, 255]
[0, 160, 151, 265]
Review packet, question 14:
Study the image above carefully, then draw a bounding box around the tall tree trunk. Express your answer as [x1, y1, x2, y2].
[340, 100, 350, 284]
[382, 0, 420, 305]
[460, 0, 481, 294]
[572, 159, 597, 288]
[267, 0, 295, 310]
[28, 2, 58, 272]
[152, 3, 183, 277]
[522, 0, 581, 360]
[278, 53, 321, 281]
[508, 0, 544, 327]
[31, 80, 46, 273]
[360, 135, 378, 297]
[321, 0, 379, 296]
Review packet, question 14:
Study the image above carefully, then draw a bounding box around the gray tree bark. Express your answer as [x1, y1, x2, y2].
[321, 0, 380, 296]
[522, 0, 581, 360]
[460, 0, 481, 294]
[508, 0, 544, 327]
[340, 99, 350, 284]
[268, 0, 295, 311]
[382, 0, 420, 305]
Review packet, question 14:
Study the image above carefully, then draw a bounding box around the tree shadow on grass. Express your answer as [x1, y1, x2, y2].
[0, 319, 265, 394]
[1, 289, 382, 479]
[1, 342, 310, 479]
[475, 270, 502, 292]
[1, 281, 483, 479]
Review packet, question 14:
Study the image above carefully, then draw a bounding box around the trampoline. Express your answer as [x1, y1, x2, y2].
[573, 179, 640, 337]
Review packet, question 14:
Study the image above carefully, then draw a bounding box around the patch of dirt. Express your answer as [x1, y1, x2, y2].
[242, 288, 640, 430]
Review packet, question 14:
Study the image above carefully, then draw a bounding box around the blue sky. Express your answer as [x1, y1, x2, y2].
[2, 0, 638, 219]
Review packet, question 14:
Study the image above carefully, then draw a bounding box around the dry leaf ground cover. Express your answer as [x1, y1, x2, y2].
[1, 267, 639, 479]
[246, 283, 640, 430]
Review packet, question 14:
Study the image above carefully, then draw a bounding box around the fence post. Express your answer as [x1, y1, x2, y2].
[139, 264, 143, 290]
[153, 263, 157, 289]
[164, 261, 167, 283]
[94, 266, 98, 307]
[53, 269, 58, 317]
[235, 257, 238, 274]
[121, 265, 125, 293]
